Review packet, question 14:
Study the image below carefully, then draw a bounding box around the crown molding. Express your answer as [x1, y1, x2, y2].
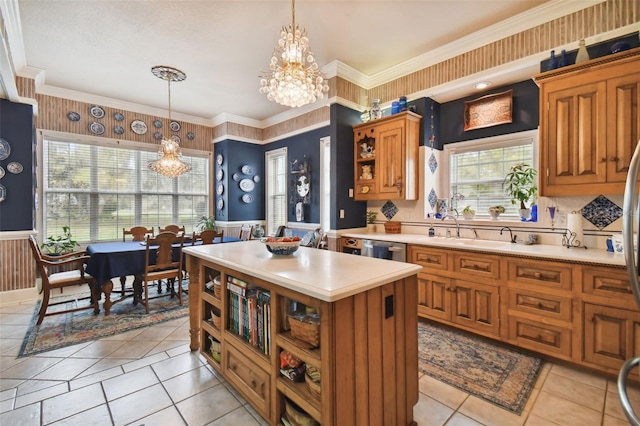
[0, 0, 26, 70]
[262, 119, 331, 144]
[210, 113, 262, 129]
[212, 135, 263, 145]
[366, 0, 605, 87]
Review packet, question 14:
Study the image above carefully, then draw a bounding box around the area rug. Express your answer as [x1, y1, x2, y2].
[418, 320, 544, 414]
[19, 283, 189, 358]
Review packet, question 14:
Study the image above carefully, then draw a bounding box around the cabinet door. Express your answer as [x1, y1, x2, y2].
[583, 304, 640, 371]
[376, 121, 405, 197]
[450, 279, 499, 336]
[546, 81, 607, 187]
[417, 273, 450, 321]
[606, 69, 640, 183]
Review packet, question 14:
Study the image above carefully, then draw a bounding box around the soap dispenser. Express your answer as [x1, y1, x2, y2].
[428, 214, 435, 237]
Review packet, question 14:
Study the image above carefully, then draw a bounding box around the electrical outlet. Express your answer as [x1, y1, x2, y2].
[339, 209, 345, 219]
[557, 212, 567, 227]
[349, 188, 353, 197]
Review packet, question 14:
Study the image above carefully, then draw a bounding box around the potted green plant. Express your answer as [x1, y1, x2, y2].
[462, 205, 475, 220]
[41, 226, 80, 255]
[504, 163, 538, 220]
[488, 205, 505, 220]
[197, 216, 217, 232]
[365, 210, 378, 232]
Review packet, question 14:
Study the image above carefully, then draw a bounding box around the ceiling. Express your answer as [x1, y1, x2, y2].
[14, 0, 557, 124]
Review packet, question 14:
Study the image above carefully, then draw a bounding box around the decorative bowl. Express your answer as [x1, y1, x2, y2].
[262, 239, 300, 256]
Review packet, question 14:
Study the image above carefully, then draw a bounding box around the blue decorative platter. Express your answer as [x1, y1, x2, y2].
[88, 122, 105, 135]
[89, 105, 105, 119]
[153, 132, 162, 140]
[187, 132, 195, 140]
[170, 121, 180, 132]
[0, 138, 10, 161]
[67, 111, 81, 122]
[114, 125, 125, 135]
[153, 120, 162, 128]
[113, 112, 124, 121]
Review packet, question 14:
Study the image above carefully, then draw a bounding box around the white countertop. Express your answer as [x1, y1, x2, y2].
[183, 240, 422, 302]
[342, 232, 626, 267]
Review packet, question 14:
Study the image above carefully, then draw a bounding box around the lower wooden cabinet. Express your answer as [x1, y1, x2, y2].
[224, 341, 271, 417]
[409, 243, 637, 377]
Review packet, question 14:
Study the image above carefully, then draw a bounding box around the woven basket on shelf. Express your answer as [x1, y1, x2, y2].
[288, 316, 320, 347]
[285, 399, 319, 426]
[384, 221, 401, 234]
[213, 283, 221, 299]
[305, 366, 321, 399]
[210, 308, 221, 329]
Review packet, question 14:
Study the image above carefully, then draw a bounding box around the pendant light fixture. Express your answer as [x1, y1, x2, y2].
[259, 0, 329, 108]
[148, 65, 191, 178]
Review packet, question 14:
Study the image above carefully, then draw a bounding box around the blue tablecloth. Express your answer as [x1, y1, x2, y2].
[86, 236, 240, 287]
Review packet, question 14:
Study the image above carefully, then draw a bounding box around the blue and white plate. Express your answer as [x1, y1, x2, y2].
[253, 175, 260, 183]
[113, 112, 125, 121]
[131, 120, 148, 135]
[0, 138, 10, 161]
[172, 134, 181, 144]
[216, 169, 223, 181]
[232, 173, 240, 182]
[0, 166, 4, 179]
[170, 121, 180, 132]
[67, 111, 81, 122]
[7, 162, 23, 174]
[241, 165, 253, 175]
[187, 132, 195, 140]
[217, 198, 224, 210]
[239, 178, 255, 192]
[242, 194, 253, 203]
[114, 125, 125, 135]
[153, 132, 162, 140]
[89, 105, 105, 119]
[88, 122, 105, 135]
[216, 183, 224, 195]
[153, 120, 162, 128]
[0, 184, 5, 202]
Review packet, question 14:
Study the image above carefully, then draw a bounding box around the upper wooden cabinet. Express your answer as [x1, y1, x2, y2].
[353, 111, 421, 201]
[535, 47, 640, 196]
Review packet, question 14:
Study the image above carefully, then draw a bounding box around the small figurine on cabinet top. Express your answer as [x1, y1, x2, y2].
[360, 142, 374, 158]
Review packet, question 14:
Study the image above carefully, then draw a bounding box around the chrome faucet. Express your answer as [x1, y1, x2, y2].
[442, 213, 460, 239]
[500, 226, 517, 243]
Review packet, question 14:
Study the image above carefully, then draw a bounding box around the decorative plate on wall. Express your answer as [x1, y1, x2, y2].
[216, 154, 224, 165]
[0, 184, 5, 202]
[0, 166, 4, 179]
[239, 178, 255, 192]
[153, 120, 163, 128]
[131, 120, 148, 135]
[114, 125, 125, 135]
[253, 175, 260, 183]
[187, 132, 195, 140]
[88, 122, 105, 135]
[89, 105, 105, 119]
[241, 165, 253, 175]
[153, 132, 162, 140]
[217, 198, 224, 210]
[216, 169, 223, 181]
[242, 194, 253, 204]
[216, 183, 224, 195]
[7, 162, 23, 174]
[170, 121, 181, 132]
[113, 112, 125, 121]
[232, 173, 240, 182]
[172, 134, 181, 144]
[0, 138, 10, 161]
[67, 111, 81, 122]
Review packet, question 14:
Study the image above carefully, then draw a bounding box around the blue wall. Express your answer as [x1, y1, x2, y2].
[0, 99, 34, 231]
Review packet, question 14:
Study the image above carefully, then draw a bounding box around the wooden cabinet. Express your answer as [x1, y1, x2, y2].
[187, 250, 419, 426]
[535, 47, 640, 196]
[409, 245, 500, 338]
[353, 111, 421, 201]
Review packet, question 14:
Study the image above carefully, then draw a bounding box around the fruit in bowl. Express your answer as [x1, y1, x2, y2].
[261, 236, 301, 256]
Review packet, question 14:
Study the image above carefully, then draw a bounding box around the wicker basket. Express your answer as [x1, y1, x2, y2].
[384, 221, 401, 234]
[285, 399, 319, 426]
[210, 308, 221, 329]
[213, 283, 221, 299]
[288, 316, 320, 347]
[305, 366, 321, 399]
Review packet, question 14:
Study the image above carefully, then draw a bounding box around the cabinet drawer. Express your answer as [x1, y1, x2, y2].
[409, 246, 448, 271]
[453, 253, 500, 279]
[224, 343, 270, 417]
[507, 259, 572, 291]
[508, 316, 572, 358]
[508, 288, 572, 322]
[582, 267, 632, 298]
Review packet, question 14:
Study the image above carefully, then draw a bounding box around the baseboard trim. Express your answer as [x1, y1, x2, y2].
[0, 286, 38, 306]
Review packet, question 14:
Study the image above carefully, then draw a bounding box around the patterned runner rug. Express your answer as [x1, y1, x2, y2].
[418, 320, 544, 414]
[19, 282, 188, 357]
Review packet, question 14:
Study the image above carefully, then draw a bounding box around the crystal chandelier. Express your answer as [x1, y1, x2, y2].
[259, 0, 329, 108]
[148, 65, 191, 178]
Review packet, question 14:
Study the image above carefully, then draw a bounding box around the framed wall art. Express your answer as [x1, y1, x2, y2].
[463, 89, 513, 131]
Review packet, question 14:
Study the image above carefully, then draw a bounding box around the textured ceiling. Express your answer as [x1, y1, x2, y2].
[17, 0, 550, 123]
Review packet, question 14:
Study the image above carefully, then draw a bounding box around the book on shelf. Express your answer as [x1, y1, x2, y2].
[227, 286, 271, 355]
[227, 276, 248, 296]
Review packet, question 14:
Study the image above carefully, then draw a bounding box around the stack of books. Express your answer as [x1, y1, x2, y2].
[227, 276, 271, 355]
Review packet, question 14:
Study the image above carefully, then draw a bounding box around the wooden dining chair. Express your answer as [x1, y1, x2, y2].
[142, 231, 185, 314]
[28, 235, 100, 325]
[123, 226, 154, 242]
[159, 224, 185, 235]
[239, 224, 253, 241]
[195, 229, 224, 245]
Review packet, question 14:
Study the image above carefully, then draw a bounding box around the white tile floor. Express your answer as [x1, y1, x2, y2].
[1, 286, 639, 425]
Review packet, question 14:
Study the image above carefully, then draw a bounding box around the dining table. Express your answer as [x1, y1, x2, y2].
[86, 235, 241, 315]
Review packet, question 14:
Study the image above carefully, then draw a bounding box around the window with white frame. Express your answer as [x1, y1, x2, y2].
[265, 147, 287, 236]
[444, 130, 537, 217]
[42, 138, 209, 243]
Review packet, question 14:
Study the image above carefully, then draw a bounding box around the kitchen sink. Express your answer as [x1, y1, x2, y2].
[451, 238, 510, 248]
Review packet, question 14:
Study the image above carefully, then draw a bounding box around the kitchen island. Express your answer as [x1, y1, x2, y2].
[183, 240, 422, 426]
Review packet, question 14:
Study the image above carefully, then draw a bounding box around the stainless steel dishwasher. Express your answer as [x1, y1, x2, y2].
[362, 239, 406, 262]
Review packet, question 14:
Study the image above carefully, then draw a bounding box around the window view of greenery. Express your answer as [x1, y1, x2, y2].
[449, 142, 533, 216]
[43, 140, 209, 243]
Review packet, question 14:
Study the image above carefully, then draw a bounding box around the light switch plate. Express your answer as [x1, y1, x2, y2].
[340, 209, 345, 219]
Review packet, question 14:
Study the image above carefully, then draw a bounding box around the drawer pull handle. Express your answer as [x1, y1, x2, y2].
[250, 379, 257, 387]
[230, 363, 236, 371]
[610, 156, 619, 162]
[534, 272, 541, 278]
